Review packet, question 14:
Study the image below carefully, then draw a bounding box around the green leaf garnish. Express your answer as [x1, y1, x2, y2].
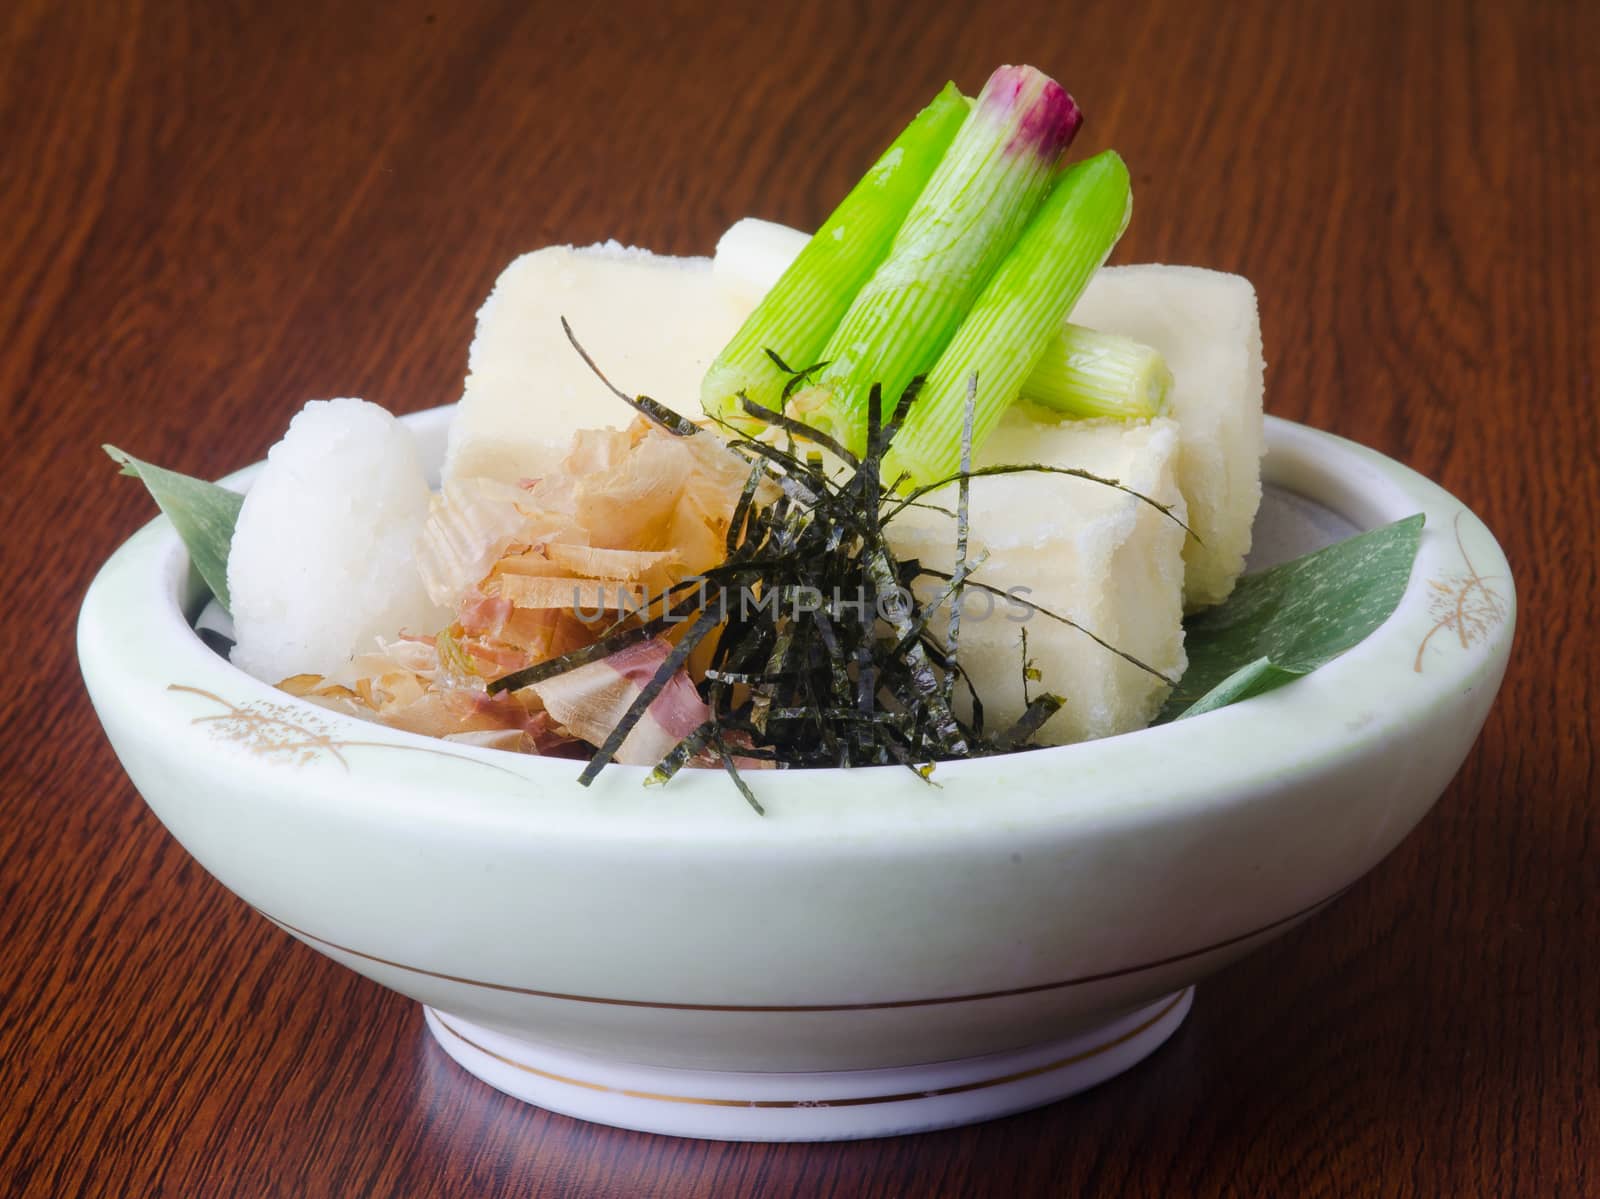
[105, 445, 243, 614]
[1157, 513, 1425, 723]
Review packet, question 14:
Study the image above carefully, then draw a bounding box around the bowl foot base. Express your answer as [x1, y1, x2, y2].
[423, 987, 1192, 1141]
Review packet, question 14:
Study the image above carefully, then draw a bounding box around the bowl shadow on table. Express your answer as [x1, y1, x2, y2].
[398, 750, 1577, 1198]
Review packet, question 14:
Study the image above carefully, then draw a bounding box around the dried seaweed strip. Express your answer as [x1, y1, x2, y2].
[714, 734, 765, 816]
[922, 570, 1176, 684]
[764, 349, 830, 406]
[891, 548, 990, 657]
[725, 460, 766, 556]
[647, 720, 719, 786]
[876, 377, 925, 455]
[995, 692, 1065, 749]
[892, 462, 1195, 539]
[578, 601, 726, 785]
[738, 393, 858, 467]
[562, 318, 701, 437]
[945, 375, 978, 705]
[488, 613, 671, 693]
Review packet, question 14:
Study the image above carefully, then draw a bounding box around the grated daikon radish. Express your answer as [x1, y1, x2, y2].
[228, 398, 450, 684]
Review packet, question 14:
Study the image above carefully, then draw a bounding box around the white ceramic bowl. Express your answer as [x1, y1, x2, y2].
[79, 411, 1515, 1141]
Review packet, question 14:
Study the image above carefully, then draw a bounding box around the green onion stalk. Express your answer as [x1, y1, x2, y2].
[699, 83, 970, 431]
[714, 216, 1172, 424]
[796, 64, 1082, 454]
[883, 149, 1134, 487]
[1023, 324, 1172, 420]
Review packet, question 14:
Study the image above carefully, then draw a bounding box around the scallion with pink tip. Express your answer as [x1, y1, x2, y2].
[797, 65, 1084, 453]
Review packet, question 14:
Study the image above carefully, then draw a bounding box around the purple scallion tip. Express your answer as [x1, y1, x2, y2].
[978, 65, 1083, 161]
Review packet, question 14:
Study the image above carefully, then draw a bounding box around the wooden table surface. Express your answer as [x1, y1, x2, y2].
[4, 0, 1595, 1194]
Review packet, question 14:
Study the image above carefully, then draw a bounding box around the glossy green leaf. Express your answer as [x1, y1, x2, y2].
[106, 445, 243, 614]
[1158, 513, 1425, 723]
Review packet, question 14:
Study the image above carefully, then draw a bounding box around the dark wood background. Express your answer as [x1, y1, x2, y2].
[3, 0, 1594, 1194]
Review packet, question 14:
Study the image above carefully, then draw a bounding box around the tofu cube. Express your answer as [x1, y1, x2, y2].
[445, 243, 756, 485]
[1071, 265, 1265, 608]
[887, 407, 1189, 745]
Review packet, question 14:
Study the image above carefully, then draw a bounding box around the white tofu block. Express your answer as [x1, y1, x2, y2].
[888, 406, 1189, 745]
[712, 219, 1265, 608]
[445, 242, 757, 485]
[1071, 266, 1264, 608]
[713, 218, 807, 305]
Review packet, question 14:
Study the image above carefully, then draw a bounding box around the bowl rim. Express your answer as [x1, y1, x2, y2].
[79, 410, 1517, 841]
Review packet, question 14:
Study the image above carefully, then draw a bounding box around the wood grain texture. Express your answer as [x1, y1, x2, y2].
[2, 0, 1595, 1194]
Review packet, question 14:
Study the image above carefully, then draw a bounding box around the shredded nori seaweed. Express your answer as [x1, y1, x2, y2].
[488, 335, 1187, 812]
